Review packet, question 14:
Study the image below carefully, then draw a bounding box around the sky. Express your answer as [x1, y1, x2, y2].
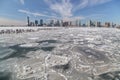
[0, 0, 120, 25]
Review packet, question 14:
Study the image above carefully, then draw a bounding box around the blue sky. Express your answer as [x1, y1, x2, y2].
[0, 0, 120, 25]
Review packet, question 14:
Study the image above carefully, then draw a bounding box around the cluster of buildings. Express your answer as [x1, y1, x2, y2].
[27, 16, 118, 28]
[86, 20, 116, 28]
[27, 16, 44, 26]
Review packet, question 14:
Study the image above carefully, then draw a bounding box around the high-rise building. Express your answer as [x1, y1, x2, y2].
[76, 20, 79, 27]
[105, 22, 110, 27]
[27, 16, 30, 26]
[111, 22, 116, 28]
[95, 21, 101, 27]
[56, 20, 60, 26]
[79, 20, 81, 27]
[40, 19, 43, 26]
[35, 20, 38, 26]
[61, 20, 63, 27]
[29, 22, 35, 26]
[50, 20, 54, 27]
[69, 21, 72, 27]
[87, 20, 93, 27]
[63, 22, 69, 27]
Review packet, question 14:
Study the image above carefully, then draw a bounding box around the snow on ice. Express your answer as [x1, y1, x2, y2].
[0, 27, 120, 80]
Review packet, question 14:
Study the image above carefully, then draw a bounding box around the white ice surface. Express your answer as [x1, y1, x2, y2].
[0, 27, 120, 80]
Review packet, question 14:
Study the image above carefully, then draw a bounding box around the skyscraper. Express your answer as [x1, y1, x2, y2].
[40, 19, 43, 26]
[35, 20, 38, 26]
[50, 20, 54, 27]
[76, 20, 79, 27]
[79, 20, 81, 27]
[27, 16, 30, 26]
[105, 22, 110, 27]
[56, 20, 60, 26]
[96, 22, 101, 27]
[87, 20, 92, 27]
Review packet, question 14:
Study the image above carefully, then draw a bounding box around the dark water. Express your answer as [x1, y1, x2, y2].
[0, 40, 58, 60]
[0, 72, 12, 80]
[41, 46, 55, 51]
[0, 40, 58, 80]
[0, 44, 38, 60]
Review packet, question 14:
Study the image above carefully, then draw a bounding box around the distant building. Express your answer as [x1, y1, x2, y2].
[27, 16, 30, 26]
[29, 22, 35, 26]
[75, 20, 80, 27]
[61, 20, 63, 27]
[26, 16, 119, 28]
[63, 22, 69, 27]
[79, 20, 81, 27]
[69, 21, 72, 27]
[83, 24, 86, 27]
[96, 21, 101, 27]
[35, 20, 38, 26]
[56, 20, 60, 26]
[111, 22, 116, 28]
[40, 19, 43, 26]
[105, 22, 110, 27]
[49, 20, 54, 27]
[87, 20, 93, 27]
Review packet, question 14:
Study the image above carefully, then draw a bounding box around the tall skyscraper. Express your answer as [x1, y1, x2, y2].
[76, 20, 79, 27]
[61, 20, 63, 27]
[35, 20, 38, 26]
[56, 20, 60, 26]
[50, 20, 54, 27]
[69, 21, 72, 27]
[105, 22, 110, 27]
[87, 20, 92, 27]
[79, 20, 81, 27]
[96, 22, 101, 27]
[40, 19, 43, 26]
[27, 16, 30, 26]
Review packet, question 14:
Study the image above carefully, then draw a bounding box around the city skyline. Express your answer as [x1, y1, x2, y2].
[0, 0, 120, 25]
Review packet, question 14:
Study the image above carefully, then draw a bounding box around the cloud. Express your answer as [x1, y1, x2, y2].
[18, 9, 48, 17]
[0, 17, 26, 25]
[44, 0, 112, 18]
[90, 0, 112, 5]
[18, 0, 112, 21]
[20, 0, 25, 5]
[73, 0, 89, 11]
[63, 16, 85, 21]
[74, 0, 112, 11]
[44, 0, 73, 18]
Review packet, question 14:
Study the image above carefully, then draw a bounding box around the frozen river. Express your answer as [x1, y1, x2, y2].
[0, 27, 120, 80]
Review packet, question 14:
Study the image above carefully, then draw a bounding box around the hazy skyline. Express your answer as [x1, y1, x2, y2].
[0, 0, 120, 25]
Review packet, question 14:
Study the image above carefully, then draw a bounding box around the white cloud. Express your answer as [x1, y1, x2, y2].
[0, 17, 26, 25]
[74, 0, 89, 11]
[74, 0, 112, 11]
[44, 0, 112, 18]
[90, 0, 112, 5]
[44, 0, 73, 18]
[63, 16, 85, 21]
[18, 9, 48, 17]
[20, 0, 25, 5]
[18, 0, 112, 21]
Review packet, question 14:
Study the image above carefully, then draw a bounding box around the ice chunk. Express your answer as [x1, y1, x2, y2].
[19, 43, 39, 48]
